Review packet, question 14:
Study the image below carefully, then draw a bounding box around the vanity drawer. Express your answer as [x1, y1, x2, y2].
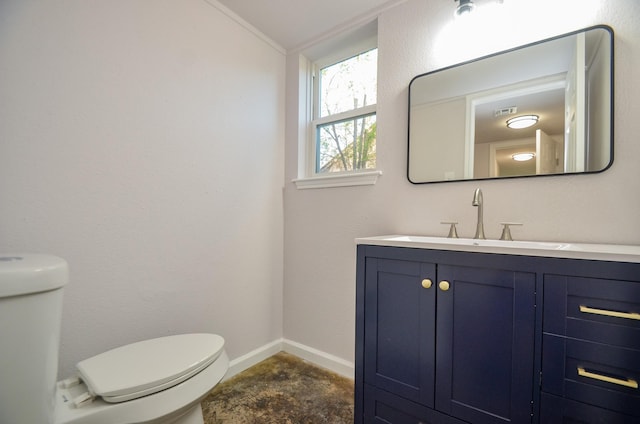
[540, 393, 639, 424]
[544, 274, 640, 350]
[542, 334, 640, 418]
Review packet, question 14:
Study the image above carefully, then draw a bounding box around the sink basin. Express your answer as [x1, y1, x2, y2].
[356, 235, 640, 263]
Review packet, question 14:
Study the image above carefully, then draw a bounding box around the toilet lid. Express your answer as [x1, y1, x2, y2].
[76, 333, 225, 403]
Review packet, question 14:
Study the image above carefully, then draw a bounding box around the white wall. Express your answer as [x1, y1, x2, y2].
[284, 0, 640, 367]
[0, 0, 285, 378]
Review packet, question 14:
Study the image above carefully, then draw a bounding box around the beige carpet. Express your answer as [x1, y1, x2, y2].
[201, 352, 354, 424]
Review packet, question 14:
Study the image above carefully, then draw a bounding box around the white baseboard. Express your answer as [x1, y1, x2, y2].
[224, 338, 354, 381]
[282, 339, 354, 379]
[224, 339, 283, 381]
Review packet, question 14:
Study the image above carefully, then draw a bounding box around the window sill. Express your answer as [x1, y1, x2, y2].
[293, 170, 382, 190]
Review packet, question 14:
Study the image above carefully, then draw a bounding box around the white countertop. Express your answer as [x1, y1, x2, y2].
[356, 235, 640, 263]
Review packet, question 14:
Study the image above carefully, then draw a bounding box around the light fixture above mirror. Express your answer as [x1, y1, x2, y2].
[454, 0, 476, 17]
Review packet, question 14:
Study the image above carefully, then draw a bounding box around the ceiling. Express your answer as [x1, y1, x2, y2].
[213, 0, 406, 51]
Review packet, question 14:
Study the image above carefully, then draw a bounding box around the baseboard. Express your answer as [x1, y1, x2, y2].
[224, 339, 283, 381]
[224, 338, 355, 381]
[282, 339, 354, 379]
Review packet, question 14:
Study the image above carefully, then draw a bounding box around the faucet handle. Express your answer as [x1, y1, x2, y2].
[441, 221, 459, 238]
[499, 222, 522, 241]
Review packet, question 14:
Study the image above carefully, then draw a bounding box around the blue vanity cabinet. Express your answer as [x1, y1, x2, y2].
[355, 245, 537, 424]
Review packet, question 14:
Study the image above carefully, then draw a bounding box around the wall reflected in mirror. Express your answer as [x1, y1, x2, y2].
[408, 26, 613, 184]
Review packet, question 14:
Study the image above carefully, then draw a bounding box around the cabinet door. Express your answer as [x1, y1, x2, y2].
[364, 384, 467, 424]
[435, 265, 536, 424]
[364, 258, 436, 407]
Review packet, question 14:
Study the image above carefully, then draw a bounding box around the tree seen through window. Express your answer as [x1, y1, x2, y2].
[316, 49, 377, 173]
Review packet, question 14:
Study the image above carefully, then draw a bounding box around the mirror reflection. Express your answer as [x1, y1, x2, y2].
[408, 26, 613, 184]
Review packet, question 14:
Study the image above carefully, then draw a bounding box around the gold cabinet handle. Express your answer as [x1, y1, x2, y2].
[421, 279, 432, 289]
[439, 280, 450, 291]
[577, 367, 638, 389]
[579, 305, 640, 321]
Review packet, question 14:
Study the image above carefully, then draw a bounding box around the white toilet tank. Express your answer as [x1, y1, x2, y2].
[0, 254, 68, 424]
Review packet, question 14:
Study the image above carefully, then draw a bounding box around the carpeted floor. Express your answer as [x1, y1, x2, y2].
[201, 352, 354, 424]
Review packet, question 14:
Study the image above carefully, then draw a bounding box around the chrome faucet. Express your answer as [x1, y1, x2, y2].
[472, 188, 485, 239]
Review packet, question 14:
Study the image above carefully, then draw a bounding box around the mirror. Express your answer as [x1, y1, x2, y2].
[408, 25, 613, 184]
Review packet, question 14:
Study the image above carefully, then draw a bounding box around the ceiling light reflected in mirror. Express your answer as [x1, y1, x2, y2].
[512, 152, 535, 161]
[506, 115, 539, 129]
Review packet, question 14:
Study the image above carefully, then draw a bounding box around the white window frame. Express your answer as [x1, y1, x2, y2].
[293, 23, 382, 189]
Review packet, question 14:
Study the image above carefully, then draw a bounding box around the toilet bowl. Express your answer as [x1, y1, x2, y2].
[0, 254, 229, 424]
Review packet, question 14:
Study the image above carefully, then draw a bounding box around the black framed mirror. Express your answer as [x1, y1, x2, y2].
[408, 25, 613, 184]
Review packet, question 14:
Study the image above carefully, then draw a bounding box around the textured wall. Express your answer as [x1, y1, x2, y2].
[283, 0, 640, 366]
[0, 0, 285, 378]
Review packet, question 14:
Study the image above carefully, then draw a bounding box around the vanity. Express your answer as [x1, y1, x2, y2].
[356, 21, 633, 423]
[354, 236, 640, 424]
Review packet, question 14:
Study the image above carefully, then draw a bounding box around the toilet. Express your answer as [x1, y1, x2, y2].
[0, 254, 229, 424]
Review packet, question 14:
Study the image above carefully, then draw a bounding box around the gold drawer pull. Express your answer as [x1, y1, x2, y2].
[579, 305, 640, 321]
[577, 367, 638, 389]
[422, 279, 433, 289]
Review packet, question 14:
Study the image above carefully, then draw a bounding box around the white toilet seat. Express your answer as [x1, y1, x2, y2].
[77, 333, 224, 403]
[54, 334, 228, 424]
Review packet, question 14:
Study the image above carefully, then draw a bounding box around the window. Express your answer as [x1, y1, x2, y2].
[294, 23, 382, 189]
[313, 49, 378, 174]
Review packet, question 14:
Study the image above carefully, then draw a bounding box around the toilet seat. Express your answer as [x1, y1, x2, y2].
[76, 333, 224, 403]
[55, 343, 229, 424]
